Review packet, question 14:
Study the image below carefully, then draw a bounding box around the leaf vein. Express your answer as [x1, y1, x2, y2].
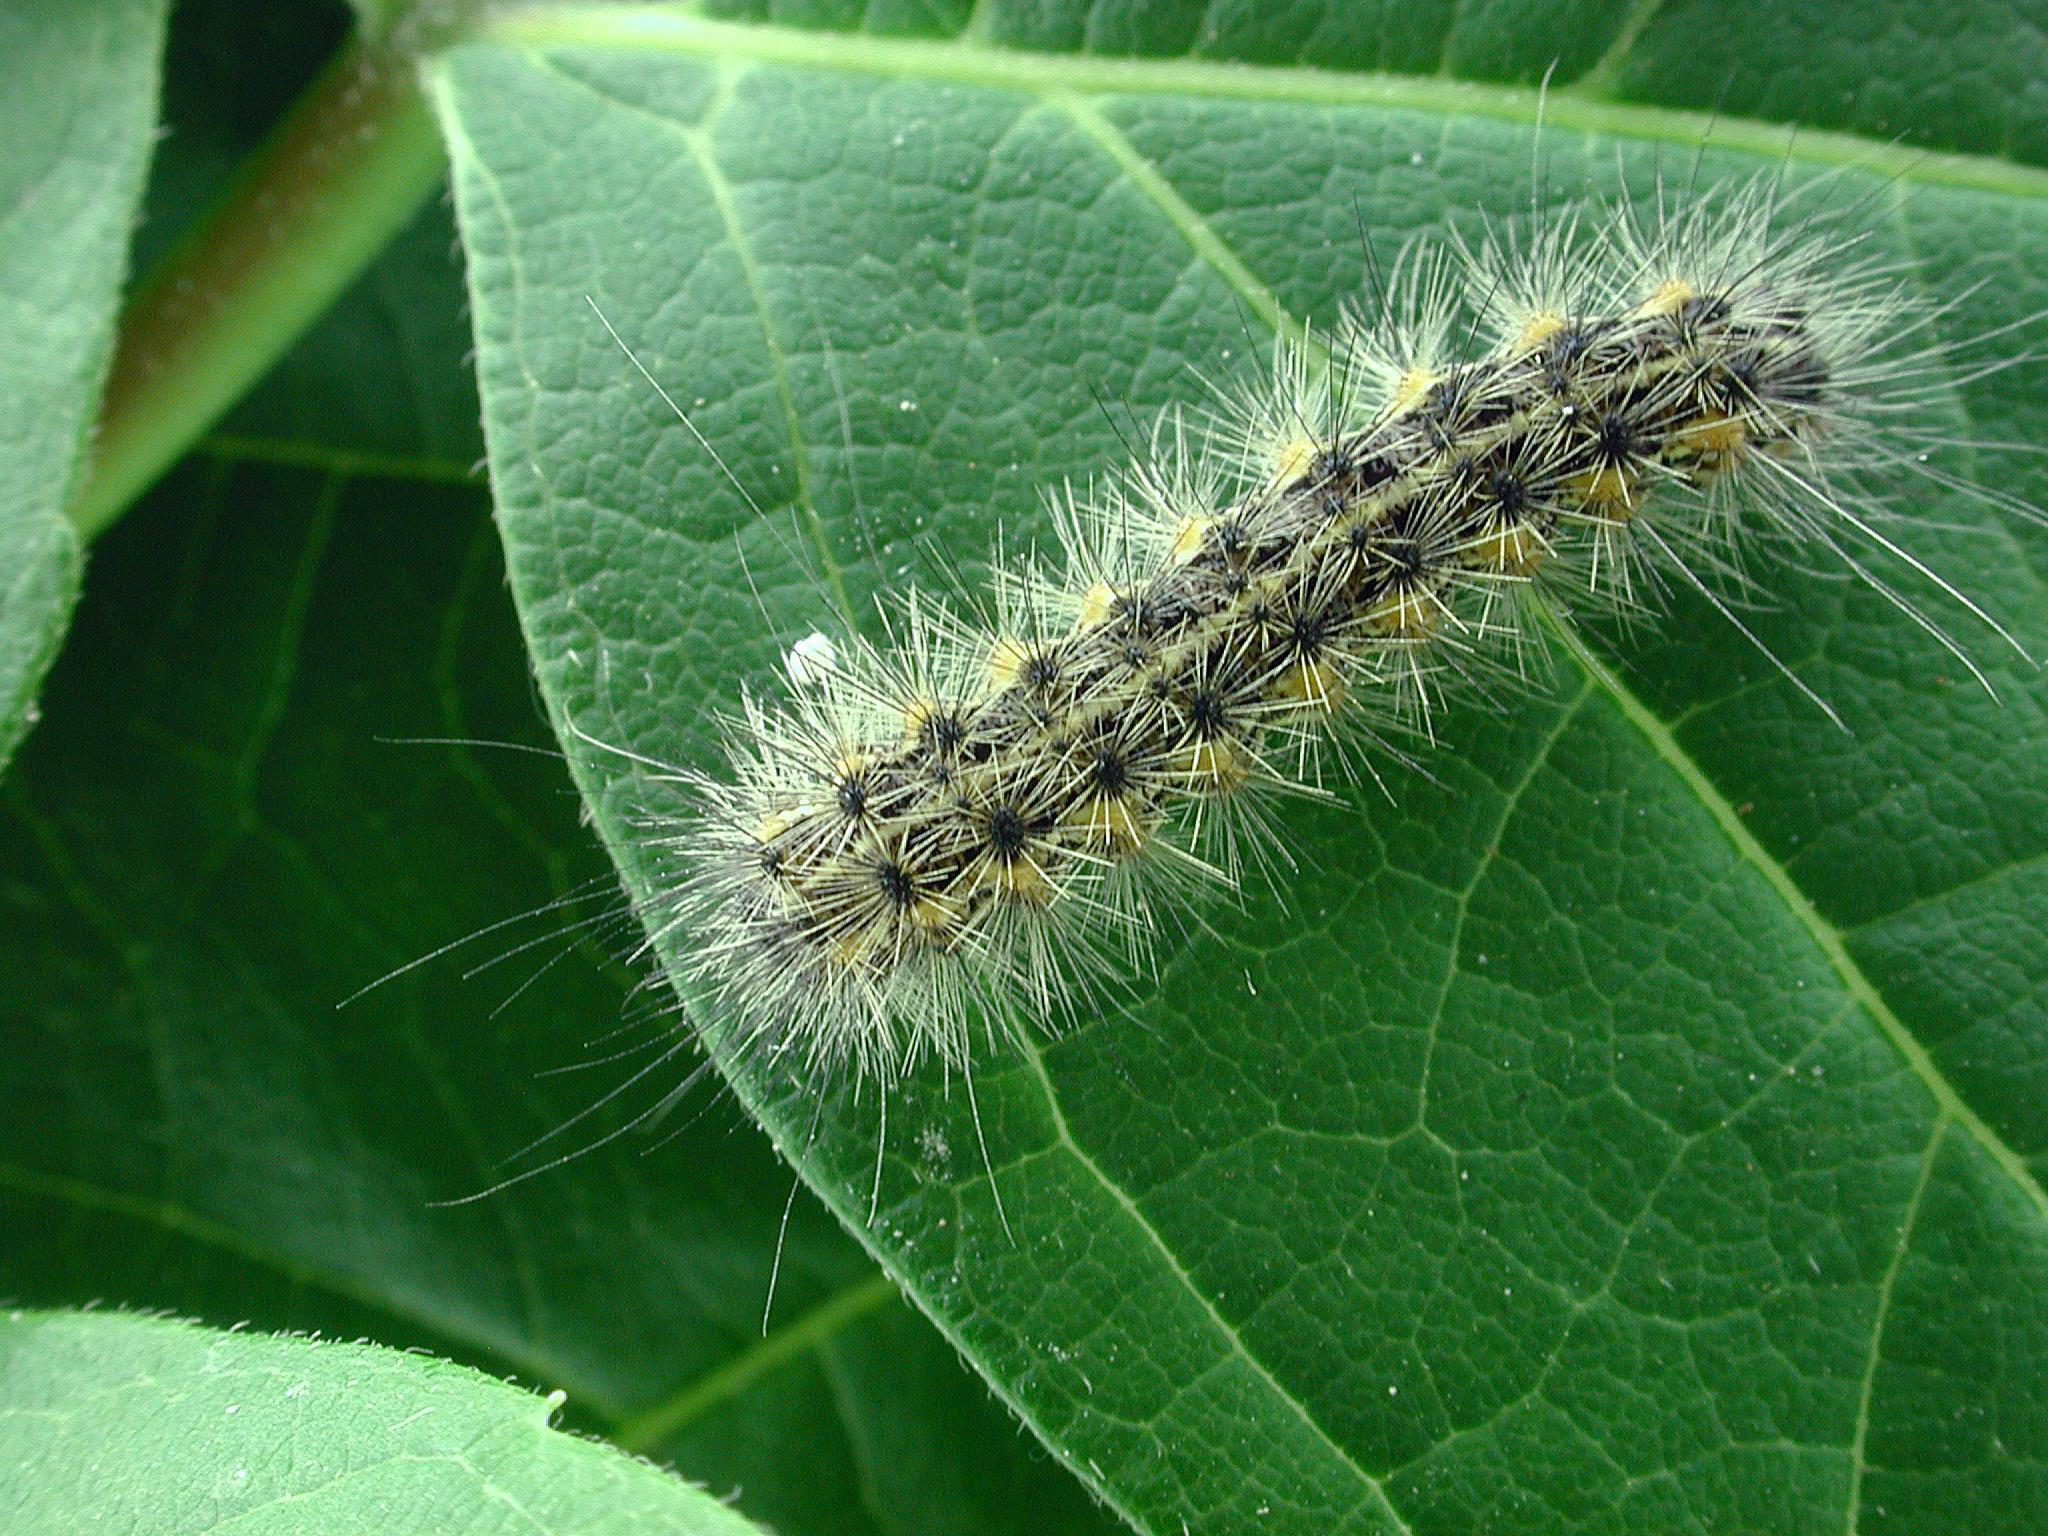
[1571, 642, 2048, 1222]
[520, 53, 856, 625]
[1014, 1038, 1418, 1532]
[1415, 674, 1595, 1133]
[1843, 1113, 1947, 1536]
[612, 1271, 900, 1451]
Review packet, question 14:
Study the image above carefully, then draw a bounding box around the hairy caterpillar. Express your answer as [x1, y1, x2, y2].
[588, 163, 2038, 1114]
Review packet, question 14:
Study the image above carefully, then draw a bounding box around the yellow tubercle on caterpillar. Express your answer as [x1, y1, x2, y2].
[1565, 465, 1640, 520]
[1268, 657, 1348, 716]
[979, 849, 1056, 906]
[1633, 277, 1698, 317]
[1466, 521, 1549, 576]
[984, 635, 1031, 691]
[1075, 581, 1122, 631]
[901, 695, 938, 744]
[1510, 309, 1568, 354]
[1268, 436, 1318, 487]
[825, 922, 880, 973]
[1362, 580, 1446, 638]
[1065, 793, 1151, 857]
[1180, 736, 1253, 795]
[1670, 410, 1752, 481]
[1169, 514, 1212, 564]
[907, 892, 964, 943]
[1389, 366, 1442, 414]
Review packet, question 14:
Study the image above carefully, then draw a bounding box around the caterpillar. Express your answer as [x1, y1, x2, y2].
[608, 167, 2038, 1098]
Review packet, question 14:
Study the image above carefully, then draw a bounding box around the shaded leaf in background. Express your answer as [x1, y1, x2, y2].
[0, 0, 166, 769]
[0, 1310, 769, 1536]
[437, 11, 2048, 1536]
[0, 453, 1122, 1536]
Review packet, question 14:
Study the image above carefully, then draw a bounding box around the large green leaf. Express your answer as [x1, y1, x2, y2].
[433, 8, 2048, 1535]
[0, 0, 166, 769]
[0, 452, 1122, 1536]
[0, 1310, 768, 1535]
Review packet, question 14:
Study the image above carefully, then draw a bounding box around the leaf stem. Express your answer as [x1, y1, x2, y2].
[70, 36, 446, 541]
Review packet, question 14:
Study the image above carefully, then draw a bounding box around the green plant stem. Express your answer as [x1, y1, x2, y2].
[70, 37, 446, 541]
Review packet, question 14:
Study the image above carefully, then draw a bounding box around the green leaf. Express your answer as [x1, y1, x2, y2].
[0, 1310, 768, 1535]
[0, 0, 166, 771]
[1590, 0, 2048, 160]
[434, 10, 2048, 1535]
[0, 453, 1123, 1536]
